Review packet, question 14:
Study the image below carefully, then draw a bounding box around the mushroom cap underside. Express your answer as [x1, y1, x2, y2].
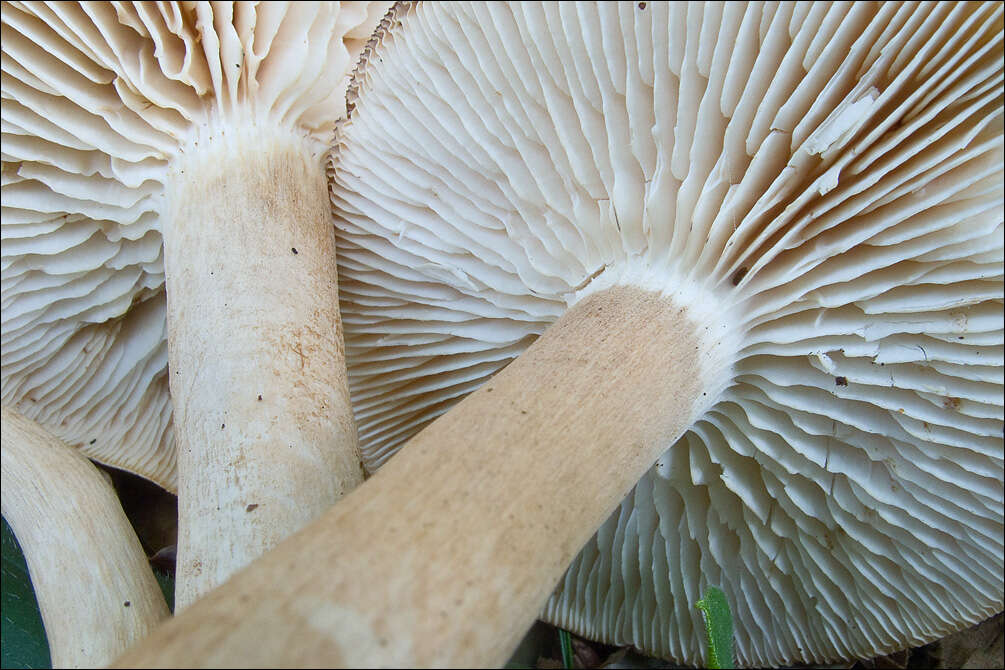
[1, 0, 392, 490]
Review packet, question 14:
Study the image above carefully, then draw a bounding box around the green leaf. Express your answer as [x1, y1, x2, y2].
[154, 569, 175, 614]
[696, 586, 735, 669]
[1, 517, 51, 669]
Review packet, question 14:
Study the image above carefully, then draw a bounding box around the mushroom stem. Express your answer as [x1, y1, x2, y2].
[0, 406, 170, 669]
[163, 122, 363, 609]
[114, 284, 733, 667]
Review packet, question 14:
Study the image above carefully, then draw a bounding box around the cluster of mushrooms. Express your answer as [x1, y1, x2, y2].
[1, 1, 1002, 668]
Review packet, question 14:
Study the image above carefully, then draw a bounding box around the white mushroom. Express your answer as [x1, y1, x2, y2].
[0, 0, 391, 609]
[332, 3, 1005, 665]
[113, 1, 1004, 668]
[1, 406, 170, 668]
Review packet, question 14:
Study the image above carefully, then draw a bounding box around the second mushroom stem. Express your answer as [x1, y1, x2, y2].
[114, 284, 732, 667]
[1, 406, 170, 668]
[163, 123, 363, 609]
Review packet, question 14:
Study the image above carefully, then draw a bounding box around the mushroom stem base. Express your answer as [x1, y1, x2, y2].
[114, 284, 724, 667]
[1, 407, 170, 668]
[163, 126, 362, 610]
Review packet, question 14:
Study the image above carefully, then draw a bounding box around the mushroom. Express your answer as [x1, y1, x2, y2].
[1, 406, 170, 668]
[115, 1, 1003, 668]
[0, 0, 390, 609]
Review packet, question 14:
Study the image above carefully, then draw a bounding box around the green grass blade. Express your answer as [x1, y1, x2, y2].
[696, 586, 735, 669]
[558, 628, 574, 669]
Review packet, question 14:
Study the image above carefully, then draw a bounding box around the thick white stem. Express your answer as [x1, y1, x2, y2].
[164, 123, 363, 610]
[114, 285, 732, 667]
[0, 406, 170, 669]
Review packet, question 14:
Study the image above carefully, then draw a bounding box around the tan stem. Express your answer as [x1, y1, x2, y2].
[164, 124, 363, 610]
[115, 285, 720, 668]
[0, 406, 170, 669]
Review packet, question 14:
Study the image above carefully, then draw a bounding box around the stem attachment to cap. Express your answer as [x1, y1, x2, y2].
[114, 284, 737, 667]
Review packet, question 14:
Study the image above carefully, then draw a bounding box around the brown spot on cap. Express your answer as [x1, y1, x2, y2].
[246, 503, 259, 512]
[835, 376, 848, 386]
[943, 397, 962, 410]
